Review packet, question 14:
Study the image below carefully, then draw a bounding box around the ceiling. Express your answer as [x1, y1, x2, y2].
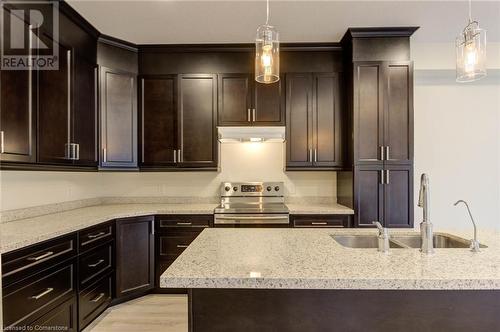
[67, 0, 500, 44]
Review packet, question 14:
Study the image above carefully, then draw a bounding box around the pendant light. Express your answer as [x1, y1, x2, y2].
[456, 0, 487, 82]
[255, 0, 279, 84]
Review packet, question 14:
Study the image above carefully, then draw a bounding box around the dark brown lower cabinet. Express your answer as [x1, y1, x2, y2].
[115, 216, 155, 301]
[292, 214, 352, 228]
[78, 273, 113, 330]
[354, 165, 413, 227]
[31, 296, 78, 332]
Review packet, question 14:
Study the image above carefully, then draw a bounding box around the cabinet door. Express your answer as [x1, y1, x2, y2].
[383, 165, 413, 228]
[353, 62, 384, 165]
[312, 73, 343, 167]
[140, 76, 177, 166]
[354, 166, 384, 227]
[100, 67, 137, 168]
[218, 74, 252, 126]
[72, 55, 97, 166]
[38, 42, 72, 164]
[286, 73, 313, 167]
[115, 216, 154, 300]
[384, 62, 413, 165]
[253, 79, 284, 125]
[178, 74, 218, 168]
[0, 3, 36, 163]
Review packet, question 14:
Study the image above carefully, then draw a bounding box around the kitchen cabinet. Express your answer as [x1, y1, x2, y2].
[292, 214, 352, 228]
[115, 216, 154, 301]
[99, 66, 138, 169]
[178, 74, 218, 168]
[286, 72, 344, 169]
[218, 73, 283, 126]
[140, 76, 177, 166]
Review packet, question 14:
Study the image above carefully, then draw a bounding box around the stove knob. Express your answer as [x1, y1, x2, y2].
[233, 186, 238, 191]
[274, 186, 280, 191]
[266, 186, 272, 192]
[224, 186, 231, 192]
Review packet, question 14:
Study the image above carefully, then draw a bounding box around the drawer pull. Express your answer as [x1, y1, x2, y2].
[311, 222, 328, 225]
[176, 222, 192, 226]
[88, 259, 105, 268]
[91, 293, 105, 303]
[88, 231, 106, 239]
[27, 251, 54, 261]
[30, 287, 54, 300]
[176, 244, 189, 248]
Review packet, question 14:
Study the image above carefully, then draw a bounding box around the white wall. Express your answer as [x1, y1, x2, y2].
[0, 143, 336, 211]
[412, 42, 500, 232]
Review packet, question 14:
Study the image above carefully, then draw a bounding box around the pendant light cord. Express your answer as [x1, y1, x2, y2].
[266, 0, 270, 25]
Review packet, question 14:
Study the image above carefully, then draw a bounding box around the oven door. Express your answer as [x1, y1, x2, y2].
[214, 214, 290, 228]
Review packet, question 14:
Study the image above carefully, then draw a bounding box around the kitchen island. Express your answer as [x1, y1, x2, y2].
[161, 228, 500, 331]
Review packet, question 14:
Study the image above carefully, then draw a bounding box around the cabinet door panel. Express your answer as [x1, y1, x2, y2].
[313, 73, 342, 167]
[115, 216, 154, 300]
[72, 55, 97, 165]
[385, 62, 413, 165]
[218, 74, 251, 126]
[141, 76, 177, 165]
[384, 166, 413, 228]
[254, 80, 283, 125]
[286, 73, 312, 167]
[178, 74, 217, 167]
[354, 63, 384, 165]
[38, 42, 71, 164]
[100, 67, 137, 168]
[354, 166, 384, 227]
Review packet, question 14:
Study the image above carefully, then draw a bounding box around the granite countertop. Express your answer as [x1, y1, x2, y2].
[287, 203, 354, 215]
[160, 228, 500, 290]
[0, 203, 217, 254]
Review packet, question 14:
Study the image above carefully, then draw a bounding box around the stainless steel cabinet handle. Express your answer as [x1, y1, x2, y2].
[176, 244, 189, 248]
[314, 149, 318, 162]
[380, 170, 385, 184]
[309, 149, 313, 162]
[30, 287, 54, 300]
[27, 251, 54, 261]
[103, 148, 107, 163]
[67, 50, 72, 156]
[176, 222, 192, 226]
[247, 109, 251, 122]
[380, 146, 385, 161]
[252, 108, 256, 122]
[91, 293, 105, 303]
[385, 146, 390, 161]
[311, 222, 327, 225]
[177, 149, 182, 163]
[88, 259, 105, 268]
[0, 131, 4, 153]
[385, 170, 390, 184]
[173, 150, 177, 163]
[88, 231, 106, 239]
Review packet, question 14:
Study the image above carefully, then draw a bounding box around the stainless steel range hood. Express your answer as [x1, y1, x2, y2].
[217, 126, 285, 143]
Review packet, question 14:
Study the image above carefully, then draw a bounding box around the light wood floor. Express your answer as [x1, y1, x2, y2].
[83, 294, 188, 332]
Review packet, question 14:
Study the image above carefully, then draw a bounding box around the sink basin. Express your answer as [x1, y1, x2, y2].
[332, 235, 404, 248]
[390, 234, 487, 249]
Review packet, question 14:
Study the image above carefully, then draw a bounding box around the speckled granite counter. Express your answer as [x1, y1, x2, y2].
[287, 203, 354, 215]
[160, 228, 500, 290]
[0, 203, 217, 254]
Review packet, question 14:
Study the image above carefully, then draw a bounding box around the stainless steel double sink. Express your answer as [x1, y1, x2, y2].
[332, 233, 487, 249]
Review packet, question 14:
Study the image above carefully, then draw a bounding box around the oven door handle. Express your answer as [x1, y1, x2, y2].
[214, 215, 289, 224]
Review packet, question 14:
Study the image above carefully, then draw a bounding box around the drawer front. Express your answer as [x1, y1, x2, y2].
[3, 263, 76, 328]
[292, 215, 351, 228]
[79, 273, 112, 330]
[79, 222, 113, 252]
[2, 234, 76, 283]
[157, 215, 212, 231]
[29, 296, 77, 332]
[158, 233, 200, 259]
[79, 242, 113, 287]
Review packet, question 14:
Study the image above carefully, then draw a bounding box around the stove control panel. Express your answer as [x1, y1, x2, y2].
[220, 182, 284, 197]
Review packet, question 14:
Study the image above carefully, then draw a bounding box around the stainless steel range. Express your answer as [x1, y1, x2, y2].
[214, 182, 289, 227]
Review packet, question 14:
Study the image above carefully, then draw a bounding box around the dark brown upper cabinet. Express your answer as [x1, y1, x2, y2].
[353, 61, 413, 166]
[218, 73, 283, 126]
[286, 72, 344, 170]
[140, 76, 177, 167]
[115, 216, 154, 301]
[178, 74, 218, 168]
[99, 67, 138, 169]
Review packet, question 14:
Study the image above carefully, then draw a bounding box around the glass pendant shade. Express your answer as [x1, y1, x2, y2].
[255, 25, 279, 84]
[456, 21, 487, 82]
